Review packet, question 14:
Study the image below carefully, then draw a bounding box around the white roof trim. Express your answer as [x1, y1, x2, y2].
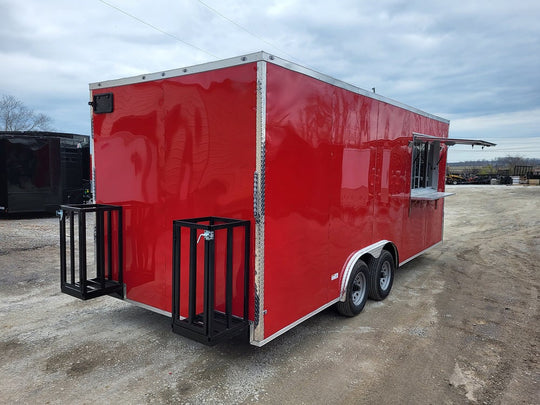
[90, 51, 450, 124]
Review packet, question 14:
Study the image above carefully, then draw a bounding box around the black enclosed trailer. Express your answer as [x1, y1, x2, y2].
[0, 131, 90, 214]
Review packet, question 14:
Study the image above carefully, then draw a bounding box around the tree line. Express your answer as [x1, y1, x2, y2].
[448, 156, 540, 169]
[0, 94, 53, 132]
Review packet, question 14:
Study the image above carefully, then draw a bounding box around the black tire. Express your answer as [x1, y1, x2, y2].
[368, 250, 395, 301]
[336, 260, 369, 317]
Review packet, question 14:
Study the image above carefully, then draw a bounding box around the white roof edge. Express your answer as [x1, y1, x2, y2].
[89, 51, 449, 124]
[88, 51, 265, 90]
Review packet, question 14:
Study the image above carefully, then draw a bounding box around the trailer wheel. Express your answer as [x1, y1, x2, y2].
[336, 260, 369, 317]
[368, 250, 394, 301]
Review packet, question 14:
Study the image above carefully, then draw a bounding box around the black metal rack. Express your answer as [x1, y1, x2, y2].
[172, 217, 250, 345]
[59, 204, 123, 300]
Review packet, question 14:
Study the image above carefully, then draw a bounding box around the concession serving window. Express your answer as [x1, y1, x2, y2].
[410, 132, 496, 201]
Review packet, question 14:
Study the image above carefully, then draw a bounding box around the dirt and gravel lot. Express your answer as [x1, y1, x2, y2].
[0, 185, 538, 404]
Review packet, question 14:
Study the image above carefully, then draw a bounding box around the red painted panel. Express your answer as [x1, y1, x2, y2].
[92, 64, 258, 314]
[264, 64, 449, 338]
[400, 116, 449, 260]
[372, 103, 411, 250]
[264, 65, 340, 336]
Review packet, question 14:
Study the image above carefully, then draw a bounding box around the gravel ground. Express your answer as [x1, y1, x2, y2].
[0, 185, 538, 404]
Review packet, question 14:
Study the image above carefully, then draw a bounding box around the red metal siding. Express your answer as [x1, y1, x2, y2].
[91, 63, 258, 314]
[263, 64, 449, 338]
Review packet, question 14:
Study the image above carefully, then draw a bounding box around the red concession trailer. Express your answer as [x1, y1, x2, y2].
[58, 52, 494, 346]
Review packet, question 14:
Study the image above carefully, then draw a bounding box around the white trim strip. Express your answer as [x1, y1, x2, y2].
[339, 240, 390, 301]
[89, 53, 263, 90]
[252, 60, 267, 342]
[125, 299, 172, 318]
[89, 51, 448, 124]
[398, 241, 443, 267]
[250, 298, 340, 347]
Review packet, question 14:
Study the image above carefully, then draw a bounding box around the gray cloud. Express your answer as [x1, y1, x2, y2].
[0, 0, 538, 161]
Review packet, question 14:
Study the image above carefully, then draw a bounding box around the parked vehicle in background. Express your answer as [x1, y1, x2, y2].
[446, 174, 466, 185]
[0, 131, 90, 214]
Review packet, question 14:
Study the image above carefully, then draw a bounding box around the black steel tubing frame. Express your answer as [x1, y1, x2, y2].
[172, 217, 250, 345]
[59, 204, 123, 300]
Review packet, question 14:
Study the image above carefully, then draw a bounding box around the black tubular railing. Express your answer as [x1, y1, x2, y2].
[59, 204, 123, 300]
[172, 217, 250, 345]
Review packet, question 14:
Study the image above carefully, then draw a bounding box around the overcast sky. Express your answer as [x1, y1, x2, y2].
[1, 0, 539, 162]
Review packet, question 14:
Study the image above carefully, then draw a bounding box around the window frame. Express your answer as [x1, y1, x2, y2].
[410, 134, 451, 201]
[411, 139, 440, 191]
[409, 132, 495, 201]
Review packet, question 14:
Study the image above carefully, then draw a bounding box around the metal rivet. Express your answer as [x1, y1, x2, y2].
[241, 56, 247, 61]
[183, 68, 187, 73]
[161, 72, 165, 77]
[142, 75, 146, 80]
[269, 55, 274, 60]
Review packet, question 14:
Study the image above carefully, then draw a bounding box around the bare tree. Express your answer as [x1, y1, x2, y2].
[0, 94, 53, 131]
